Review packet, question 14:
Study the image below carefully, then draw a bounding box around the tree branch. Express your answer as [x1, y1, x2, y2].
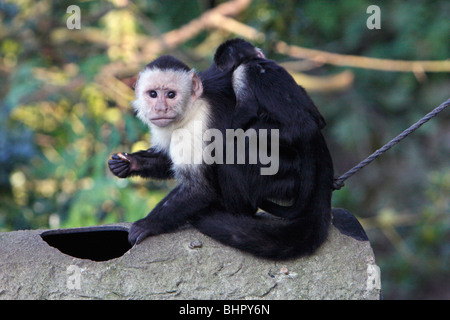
[208, 15, 450, 73]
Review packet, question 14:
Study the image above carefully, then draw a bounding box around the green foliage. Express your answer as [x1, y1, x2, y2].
[377, 170, 450, 299]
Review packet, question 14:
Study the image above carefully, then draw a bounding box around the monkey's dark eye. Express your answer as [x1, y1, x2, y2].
[149, 90, 157, 98]
[167, 91, 176, 99]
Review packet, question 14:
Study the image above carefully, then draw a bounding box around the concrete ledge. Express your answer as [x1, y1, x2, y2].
[0, 208, 381, 299]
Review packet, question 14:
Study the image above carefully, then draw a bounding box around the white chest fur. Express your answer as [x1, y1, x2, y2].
[150, 99, 210, 183]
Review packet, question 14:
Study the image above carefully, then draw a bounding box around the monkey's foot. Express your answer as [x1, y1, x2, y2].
[128, 219, 153, 245]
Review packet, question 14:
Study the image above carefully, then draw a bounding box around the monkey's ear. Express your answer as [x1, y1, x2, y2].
[191, 73, 203, 99]
[122, 74, 139, 90]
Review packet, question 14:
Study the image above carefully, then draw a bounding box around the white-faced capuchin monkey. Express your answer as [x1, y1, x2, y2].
[108, 39, 334, 260]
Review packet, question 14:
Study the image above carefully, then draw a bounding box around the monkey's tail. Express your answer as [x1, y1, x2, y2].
[190, 203, 331, 260]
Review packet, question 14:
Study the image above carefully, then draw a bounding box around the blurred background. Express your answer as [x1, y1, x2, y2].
[0, 0, 448, 299]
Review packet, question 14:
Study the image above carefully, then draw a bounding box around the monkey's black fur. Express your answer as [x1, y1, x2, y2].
[146, 55, 191, 72]
[108, 39, 334, 260]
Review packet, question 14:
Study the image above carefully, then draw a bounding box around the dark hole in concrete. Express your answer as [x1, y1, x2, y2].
[41, 226, 131, 262]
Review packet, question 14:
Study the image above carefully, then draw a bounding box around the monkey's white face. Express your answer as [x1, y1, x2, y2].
[132, 68, 203, 128]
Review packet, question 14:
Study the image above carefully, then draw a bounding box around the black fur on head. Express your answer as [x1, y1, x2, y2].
[145, 55, 191, 72]
[213, 38, 262, 71]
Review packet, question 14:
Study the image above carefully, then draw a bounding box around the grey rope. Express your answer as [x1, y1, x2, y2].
[333, 98, 450, 190]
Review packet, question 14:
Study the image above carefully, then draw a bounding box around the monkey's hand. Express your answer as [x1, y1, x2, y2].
[109, 149, 173, 179]
[108, 152, 132, 178]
